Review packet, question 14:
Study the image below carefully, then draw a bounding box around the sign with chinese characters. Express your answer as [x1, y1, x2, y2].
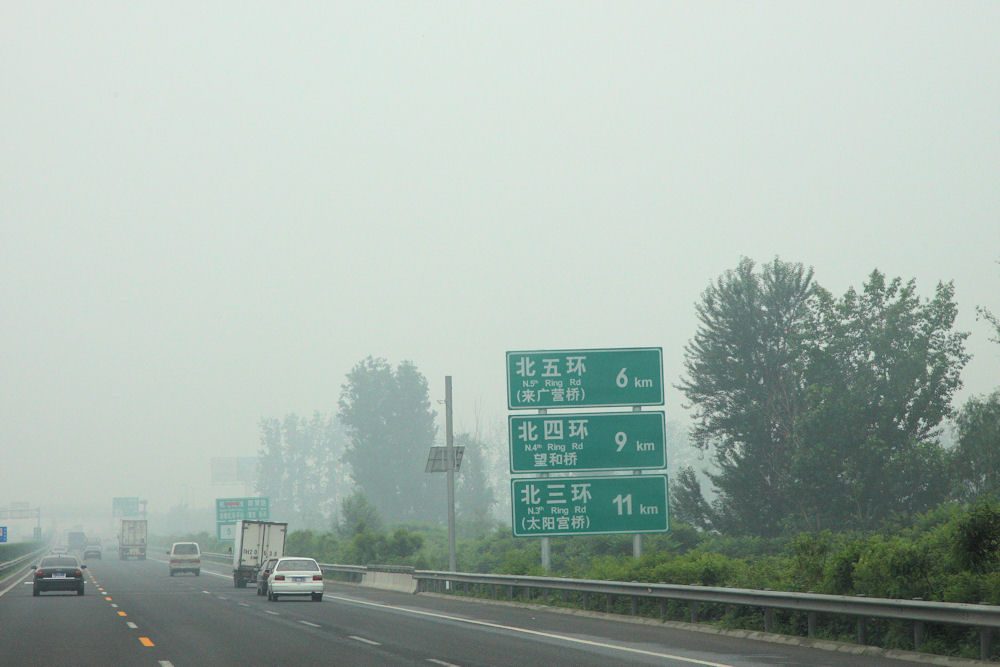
[113, 497, 140, 517]
[509, 411, 666, 473]
[216, 497, 270, 522]
[0, 526, 6, 543]
[506, 348, 663, 409]
[511, 474, 668, 537]
[216, 497, 270, 540]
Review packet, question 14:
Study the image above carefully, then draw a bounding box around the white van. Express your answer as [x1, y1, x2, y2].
[167, 542, 201, 576]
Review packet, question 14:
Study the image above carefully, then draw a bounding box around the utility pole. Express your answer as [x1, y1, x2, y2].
[445, 376, 457, 572]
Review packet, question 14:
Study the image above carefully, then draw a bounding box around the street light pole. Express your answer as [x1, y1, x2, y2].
[445, 376, 457, 572]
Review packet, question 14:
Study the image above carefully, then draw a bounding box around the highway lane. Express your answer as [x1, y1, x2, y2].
[0, 553, 940, 666]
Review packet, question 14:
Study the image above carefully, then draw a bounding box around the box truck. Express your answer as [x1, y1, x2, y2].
[119, 519, 147, 560]
[232, 520, 287, 588]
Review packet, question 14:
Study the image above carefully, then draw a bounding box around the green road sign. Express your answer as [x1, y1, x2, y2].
[113, 497, 140, 517]
[506, 348, 663, 409]
[511, 474, 669, 537]
[215, 497, 270, 540]
[509, 411, 666, 473]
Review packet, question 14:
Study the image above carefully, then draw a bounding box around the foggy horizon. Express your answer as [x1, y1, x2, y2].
[3, 3, 998, 529]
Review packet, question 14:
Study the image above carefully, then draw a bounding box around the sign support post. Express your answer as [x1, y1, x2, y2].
[445, 376, 457, 573]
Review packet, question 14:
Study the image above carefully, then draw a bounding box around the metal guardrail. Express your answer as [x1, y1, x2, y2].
[414, 570, 999, 661]
[200, 554, 999, 660]
[0, 546, 51, 580]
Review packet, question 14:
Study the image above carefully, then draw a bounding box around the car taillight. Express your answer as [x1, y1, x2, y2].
[34, 570, 42, 578]
[313, 575, 323, 581]
[274, 575, 285, 581]
[74, 570, 83, 576]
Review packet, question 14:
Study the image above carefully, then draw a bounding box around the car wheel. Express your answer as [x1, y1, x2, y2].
[33, 587, 40, 597]
[195, 570, 200, 576]
[312, 593, 323, 602]
[78, 585, 85, 596]
[169, 570, 175, 576]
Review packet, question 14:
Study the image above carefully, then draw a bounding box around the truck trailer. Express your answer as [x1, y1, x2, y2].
[232, 520, 287, 588]
[119, 519, 147, 560]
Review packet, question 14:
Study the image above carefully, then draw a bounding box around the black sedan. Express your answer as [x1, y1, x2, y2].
[33, 555, 86, 596]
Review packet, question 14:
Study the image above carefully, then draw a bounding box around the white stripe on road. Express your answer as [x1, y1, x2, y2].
[329, 595, 732, 667]
[427, 660, 459, 667]
[265, 610, 279, 616]
[299, 620, 321, 628]
[127, 622, 138, 629]
[159, 661, 174, 667]
[350, 635, 381, 646]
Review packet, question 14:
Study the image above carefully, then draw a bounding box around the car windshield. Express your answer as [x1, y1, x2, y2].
[172, 543, 198, 555]
[40, 557, 78, 568]
[276, 559, 319, 572]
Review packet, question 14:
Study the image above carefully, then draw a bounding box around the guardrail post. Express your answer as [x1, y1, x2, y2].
[981, 627, 992, 661]
[856, 616, 867, 645]
[631, 597, 638, 615]
[913, 620, 924, 649]
[807, 611, 816, 637]
[508, 585, 514, 600]
[764, 608, 774, 633]
[689, 601, 698, 623]
[582, 592, 588, 609]
[607, 594, 614, 613]
[659, 599, 666, 619]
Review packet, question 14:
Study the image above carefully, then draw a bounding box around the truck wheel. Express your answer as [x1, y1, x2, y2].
[195, 570, 200, 576]
[78, 585, 85, 596]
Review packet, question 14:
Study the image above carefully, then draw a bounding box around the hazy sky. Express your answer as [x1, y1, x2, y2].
[3, 3, 998, 518]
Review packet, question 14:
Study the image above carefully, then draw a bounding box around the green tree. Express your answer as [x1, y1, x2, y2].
[952, 391, 1000, 501]
[336, 491, 382, 537]
[453, 432, 497, 526]
[256, 412, 348, 528]
[678, 257, 815, 536]
[338, 357, 439, 523]
[795, 272, 968, 530]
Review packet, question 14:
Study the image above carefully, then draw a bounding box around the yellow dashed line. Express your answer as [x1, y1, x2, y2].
[105, 596, 112, 601]
[139, 637, 155, 647]
[117, 611, 127, 617]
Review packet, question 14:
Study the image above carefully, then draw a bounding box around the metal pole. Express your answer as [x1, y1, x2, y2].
[539, 407, 550, 572]
[445, 376, 457, 572]
[632, 405, 642, 560]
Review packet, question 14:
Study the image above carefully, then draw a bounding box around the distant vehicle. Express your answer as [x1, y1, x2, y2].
[266, 557, 323, 602]
[49, 546, 68, 554]
[83, 543, 102, 560]
[232, 520, 287, 588]
[167, 542, 200, 576]
[119, 519, 147, 560]
[256, 557, 279, 596]
[66, 531, 87, 551]
[33, 555, 86, 596]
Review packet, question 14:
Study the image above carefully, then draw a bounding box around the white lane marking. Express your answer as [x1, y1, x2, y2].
[202, 590, 211, 594]
[350, 635, 381, 646]
[111, 603, 119, 608]
[23, 582, 32, 585]
[2, 570, 36, 597]
[238, 602, 249, 607]
[127, 622, 138, 629]
[150, 558, 230, 579]
[159, 661, 174, 667]
[427, 660, 459, 667]
[329, 595, 731, 667]
[265, 610, 279, 616]
[299, 620, 321, 628]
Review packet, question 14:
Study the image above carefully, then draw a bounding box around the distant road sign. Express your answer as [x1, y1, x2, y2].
[0, 526, 6, 543]
[509, 411, 666, 473]
[215, 497, 270, 522]
[506, 348, 663, 409]
[216, 497, 270, 541]
[511, 474, 669, 537]
[113, 497, 140, 517]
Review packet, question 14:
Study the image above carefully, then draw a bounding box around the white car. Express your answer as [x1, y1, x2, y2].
[167, 541, 201, 576]
[267, 557, 324, 601]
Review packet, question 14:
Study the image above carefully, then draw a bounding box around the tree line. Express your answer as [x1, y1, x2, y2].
[256, 357, 495, 530]
[674, 257, 1000, 537]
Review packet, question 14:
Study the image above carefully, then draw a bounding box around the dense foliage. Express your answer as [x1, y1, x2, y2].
[678, 258, 970, 535]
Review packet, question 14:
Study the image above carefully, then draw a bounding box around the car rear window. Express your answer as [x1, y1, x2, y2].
[41, 557, 78, 568]
[276, 559, 319, 572]
[172, 543, 199, 555]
